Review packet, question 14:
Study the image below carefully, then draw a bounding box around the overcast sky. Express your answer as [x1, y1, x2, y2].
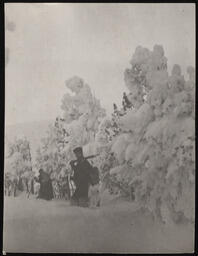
[5, 3, 195, 126]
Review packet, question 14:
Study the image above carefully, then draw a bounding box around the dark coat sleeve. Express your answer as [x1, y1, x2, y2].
[72, 169, 78, 184]
[83, 160, 93, 184]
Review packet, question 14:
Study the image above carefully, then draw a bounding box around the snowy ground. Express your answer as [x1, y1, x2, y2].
[3, 193, 194, 253]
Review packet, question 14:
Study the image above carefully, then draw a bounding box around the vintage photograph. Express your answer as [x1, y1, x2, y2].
[4, 2, 195, 253]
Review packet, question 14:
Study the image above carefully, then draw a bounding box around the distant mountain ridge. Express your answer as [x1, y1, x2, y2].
[5, 119, 53, 163]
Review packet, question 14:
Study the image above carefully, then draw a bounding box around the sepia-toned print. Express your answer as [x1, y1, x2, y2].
[4, 3, 195, 253]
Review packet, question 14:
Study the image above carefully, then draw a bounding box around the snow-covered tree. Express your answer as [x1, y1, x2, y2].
[5, 137, 33, 181]
[35, 120, 69, 177]
[108, 45, 195, 223]
[36, 76, 106, 178]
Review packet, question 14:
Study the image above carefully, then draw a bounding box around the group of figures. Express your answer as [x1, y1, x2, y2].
[5, 146, 101, 208]
[4, 172, 71, 200]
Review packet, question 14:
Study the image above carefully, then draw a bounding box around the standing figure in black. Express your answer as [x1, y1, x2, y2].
[70, 147, 92, 207]
[34, 169, 53, 201]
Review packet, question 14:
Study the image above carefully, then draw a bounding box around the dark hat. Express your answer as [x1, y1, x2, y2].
[73, 147, 83, 154]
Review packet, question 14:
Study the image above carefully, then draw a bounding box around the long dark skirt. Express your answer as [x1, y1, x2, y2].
[70, 183, 89, 207]
[39, 180, 53, 200]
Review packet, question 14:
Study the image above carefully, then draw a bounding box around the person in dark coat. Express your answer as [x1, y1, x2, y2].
[34, 169, 53, 201]
[70, 147, 92, 207]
